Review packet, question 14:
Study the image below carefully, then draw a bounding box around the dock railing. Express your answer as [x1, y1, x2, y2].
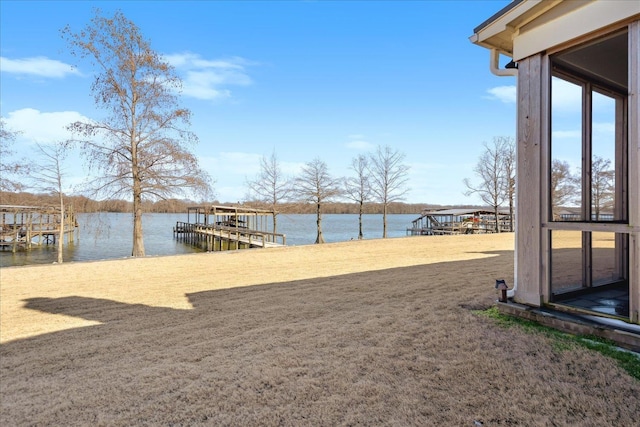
[174, 221, 286, 251]
[1, 205, 77, 251]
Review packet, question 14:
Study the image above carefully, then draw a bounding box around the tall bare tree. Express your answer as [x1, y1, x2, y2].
[591, 155, 614, 221]
[369, 145, 409, 238]
[501, 137, 516, 232]
[0, 119, 28, 193]
[550, 159, 578, 219]
[293, 157, 342, 244]
[464, 137, 508, 232]
[246, 150, 292, 235]
[344, 154, 371, 240]
[32, 141, 71, 263]
[62, 10, 211, 256]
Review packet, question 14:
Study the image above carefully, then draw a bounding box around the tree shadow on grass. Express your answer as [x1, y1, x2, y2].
[23, 296, 176, 325]
[3, 249, 639, 426]
[0, 250, 543, 426]
[14, 249, 516, 347]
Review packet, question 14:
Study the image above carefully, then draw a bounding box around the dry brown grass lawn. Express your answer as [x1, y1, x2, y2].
[1, 234, 638, 426]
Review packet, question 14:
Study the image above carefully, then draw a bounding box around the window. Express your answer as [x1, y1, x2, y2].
[550, 76, 626, 223]
[548, 29, 629, 296]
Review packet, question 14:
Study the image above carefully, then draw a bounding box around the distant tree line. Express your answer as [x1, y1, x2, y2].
[246, 201, 441, 216]
[0, 191, 458, 215]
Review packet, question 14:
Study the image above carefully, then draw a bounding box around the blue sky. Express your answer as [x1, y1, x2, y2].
[0, 0, 519, 205]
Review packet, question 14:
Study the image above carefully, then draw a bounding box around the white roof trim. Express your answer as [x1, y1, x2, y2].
[471, 0, 640, 60]
[470, 0, 558, 56]
[514, 1, 640, 61]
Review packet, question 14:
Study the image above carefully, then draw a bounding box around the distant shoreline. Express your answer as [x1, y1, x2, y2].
[0, 213, 420, 268]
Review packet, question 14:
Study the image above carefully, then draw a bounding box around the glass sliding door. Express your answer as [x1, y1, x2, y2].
[550, 77, 583, 221]
[548, 29, 629, 299]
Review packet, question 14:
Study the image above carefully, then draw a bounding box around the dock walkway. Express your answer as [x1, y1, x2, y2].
[174, 205, 285, 251]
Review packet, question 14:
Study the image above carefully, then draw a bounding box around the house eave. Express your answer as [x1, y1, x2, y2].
[471, 0, 640, 61]
[470, 0, 560, 57]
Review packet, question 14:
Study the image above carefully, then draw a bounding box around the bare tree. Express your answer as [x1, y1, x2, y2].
[464, 137, 508, 232]
[369, 145, 410, 238]
[62, 10, 211, 257]
[591, 155, 614, 221]
[344, 154, 371, 240]
[0, 119, 28, 193]
[246, 150, 292, 235]
[32, 141, 71, 263]
[293, 158, 342, 244]
[550, 159, 578, 219]
[501, 137, 516, 232]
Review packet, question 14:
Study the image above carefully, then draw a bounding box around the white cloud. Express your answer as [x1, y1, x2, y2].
[407, 160, 447, 172]
[346, 140, 374, 150]
[550, 78, 582, 113]
[2, 109, 97, 192]
[219, 152, 262, 170]
[198, 152, 262, 180]
[215, 185, 248, 203]
[401, 159, 484, 205]
[485, 85, 516, 104]
[164, 53, 254, 100]
[345, 134, 374, 150]
[4, 108, 92, 144]
[280, 160, 305, 176]
[552, 129, 581, 139]
[593, 122, 615, 134]
[197, 151, 304, 202]
[201, 151, 303, 176]
[0, 56, 80, 78]
[551, 78, 618, 114]
[487, 79, 619, 116]
[552, 122, 613, 142]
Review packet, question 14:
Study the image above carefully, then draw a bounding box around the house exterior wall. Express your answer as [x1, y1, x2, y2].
[474, 1, 640, 324]
[513, 21, 640, 323]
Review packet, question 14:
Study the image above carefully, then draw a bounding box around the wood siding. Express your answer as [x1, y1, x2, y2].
[515, 53, 544, 306]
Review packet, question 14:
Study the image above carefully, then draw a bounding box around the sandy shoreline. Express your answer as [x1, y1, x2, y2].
[1, 234, 513, 343]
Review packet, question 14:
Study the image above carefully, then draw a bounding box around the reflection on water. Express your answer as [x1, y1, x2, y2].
[0, 213, 201, 267]
[1, 213, 417, 267]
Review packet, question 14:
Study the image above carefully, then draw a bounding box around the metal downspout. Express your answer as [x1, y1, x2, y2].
[490, 49, 518, 77]
[489, 49, 518, 297]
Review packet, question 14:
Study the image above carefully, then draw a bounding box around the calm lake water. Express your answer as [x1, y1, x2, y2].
[0, 213, 418, 267]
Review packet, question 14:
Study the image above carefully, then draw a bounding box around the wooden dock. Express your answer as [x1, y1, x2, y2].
[0, 205, 77, 252]
[407, 208, 512, 236]
[174, 205, 285, 251]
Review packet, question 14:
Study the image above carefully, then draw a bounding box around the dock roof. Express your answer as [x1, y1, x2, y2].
[413, 208, 511, 222]
[419, 208, 510, 216]
[187, 204, 275, 216]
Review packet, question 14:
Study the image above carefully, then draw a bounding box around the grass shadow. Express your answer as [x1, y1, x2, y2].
[3, 250, 639, 425]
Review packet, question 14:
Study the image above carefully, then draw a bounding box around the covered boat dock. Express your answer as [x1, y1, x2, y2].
[174, 205, 286, 251]
[0, 205, 77, 252]
[407, 208, 512, 236]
